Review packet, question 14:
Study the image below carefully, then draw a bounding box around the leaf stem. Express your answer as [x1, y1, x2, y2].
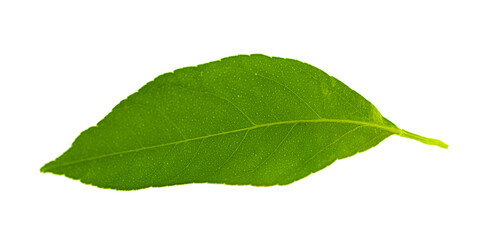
[398, 130, 448, 149]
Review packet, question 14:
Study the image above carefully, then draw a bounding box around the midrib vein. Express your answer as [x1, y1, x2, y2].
[44, 118, 401, 170]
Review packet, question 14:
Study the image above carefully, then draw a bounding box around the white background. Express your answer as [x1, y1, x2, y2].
[1, 0, 487, 239]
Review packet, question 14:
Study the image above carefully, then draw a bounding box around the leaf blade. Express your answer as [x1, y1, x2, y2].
[41, 54, 447, 190]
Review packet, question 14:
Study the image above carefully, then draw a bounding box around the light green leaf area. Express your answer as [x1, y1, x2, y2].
[41, 54, 447, 190]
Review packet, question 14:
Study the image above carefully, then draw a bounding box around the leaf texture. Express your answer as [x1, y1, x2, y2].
[41, 54, 447, 190]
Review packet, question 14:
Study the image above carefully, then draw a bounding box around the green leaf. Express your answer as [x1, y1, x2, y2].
[40, 54, 447, 190]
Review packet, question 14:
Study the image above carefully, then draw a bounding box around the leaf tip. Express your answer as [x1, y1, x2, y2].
[40, 161, 55, 173]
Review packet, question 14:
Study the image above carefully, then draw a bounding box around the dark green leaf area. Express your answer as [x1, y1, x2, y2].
[41, 54, 445, 190]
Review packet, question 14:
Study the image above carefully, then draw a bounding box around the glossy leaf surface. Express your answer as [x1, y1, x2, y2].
[41, 54, 447, 190]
